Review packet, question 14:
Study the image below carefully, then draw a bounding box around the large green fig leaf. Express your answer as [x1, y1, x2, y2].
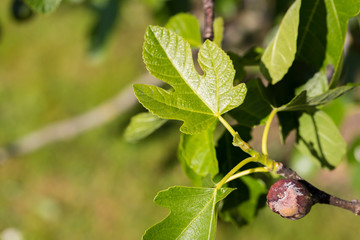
[178, 123, 218, 184]
[25, 0, 62, 13]
[261, 0, 301, 84]
[134, 26, 247, 134]
[296, 110, 346, 168]
[143, 186, 233, 240]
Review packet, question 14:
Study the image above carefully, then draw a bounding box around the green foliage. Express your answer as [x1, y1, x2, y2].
[165, 13, 202, 48]
[259, 0, 360, 145]
[143, 186, 233, 240]
[220, 176, 267, 226]
[295, 71, 329, 97]
[230, 79, 272, 127]
[124, 112, 167, 142]
[290, 0, 359, 88]
[2, 0, 360, 239]
[261, 0, 301, 84]
[296, 110, 346, 168]
[134, 1, 359, 237]
[25, 0, 62, 13]
[279, 85, 357, 112]
[165, 14, 223, 48]
[213, 17, 224, 47]
[178, 123, 218, 184]
[323, 0, 360, 87]
[215, 128, 267, 225]
[134, 26, 247, 134]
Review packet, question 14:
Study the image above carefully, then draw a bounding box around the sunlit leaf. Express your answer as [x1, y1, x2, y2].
[25, 0, 62, 13]
[295, 71, 328, 97]
[165, 13, 202, 48]
[213, 17, 224, 47]
[124, 112, 167, 142]
[322, 96, 348, 126]
[296, 110, 346, 168]
[135, 26, 247, 134]
[261, 0, 301, 84]
[143, 186, 233, 240]
[324, 0, 360, 86]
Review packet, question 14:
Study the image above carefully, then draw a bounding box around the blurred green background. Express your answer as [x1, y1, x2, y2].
[1, 0, 360, 239]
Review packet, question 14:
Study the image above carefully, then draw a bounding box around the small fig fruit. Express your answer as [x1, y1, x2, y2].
[267, 178, 312, 220]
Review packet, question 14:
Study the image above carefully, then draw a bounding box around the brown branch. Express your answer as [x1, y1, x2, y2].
[202, 0, 215, 41]
[0, 74, 159, 164]
[275, 162, 360, 215]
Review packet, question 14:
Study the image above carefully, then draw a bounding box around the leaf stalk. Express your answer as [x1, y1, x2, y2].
[218, 115, 257, 157]
[225, 167, 269, 183]
[217, 115, 280, 186]
[261, 108, 278, 156]
[216, 156, 256, 189]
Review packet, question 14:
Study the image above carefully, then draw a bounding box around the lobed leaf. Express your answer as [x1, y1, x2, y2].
[261, 0, 301, 84]
[124, 112, 167, 142]
[135, 26, 246, 134]
[296, 110, 346, 168]
[143, 186, 234, 240]
[25, 0, 62, 14]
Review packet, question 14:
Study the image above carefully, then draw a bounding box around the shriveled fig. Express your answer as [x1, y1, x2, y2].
[267, 178, 313, 220]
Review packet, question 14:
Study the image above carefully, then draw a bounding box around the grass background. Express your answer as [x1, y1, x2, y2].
[0, 1, 360, 239]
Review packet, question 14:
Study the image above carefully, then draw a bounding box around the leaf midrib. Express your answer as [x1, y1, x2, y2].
[297, 0, 320, 54]
[328, 0, 342, 38]
[176, 189, 217, 240]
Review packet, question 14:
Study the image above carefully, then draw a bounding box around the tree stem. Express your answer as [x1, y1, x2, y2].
[202, 0, 215, 41]
[276, 162, 360, 215]
[219, 115, 360, 215]
[218, 116, 257, 157]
